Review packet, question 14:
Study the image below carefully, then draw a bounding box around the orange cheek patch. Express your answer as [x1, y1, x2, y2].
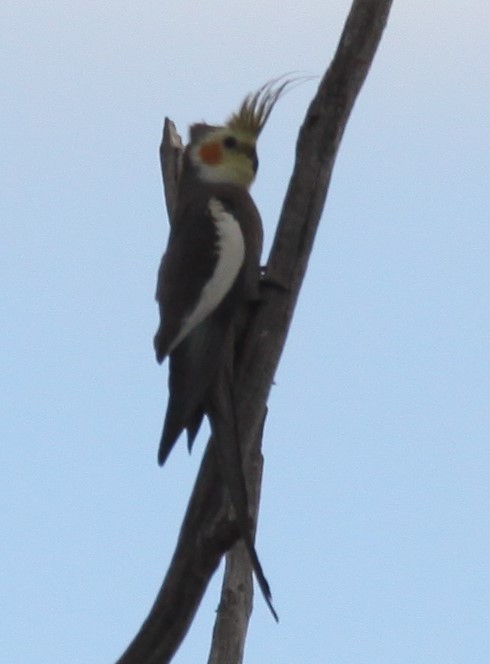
[199, 141, 222, 165]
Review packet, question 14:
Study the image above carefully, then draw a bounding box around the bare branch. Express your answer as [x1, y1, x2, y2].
[159, 118, 183, 223]
[206, 542, 252, 664]
[116, 445, 240, 664]
[206, 414, 267, 664]
[116, 1, 393, 662]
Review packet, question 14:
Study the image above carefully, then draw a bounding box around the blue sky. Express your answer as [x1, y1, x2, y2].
[2, 1, 489, 662]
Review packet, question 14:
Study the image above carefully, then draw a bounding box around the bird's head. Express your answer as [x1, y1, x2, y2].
[188, 125, 259, 188]
[187, 78, 293, 189]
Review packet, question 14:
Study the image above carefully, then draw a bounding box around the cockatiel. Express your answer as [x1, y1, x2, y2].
[154, 80, 289, 621]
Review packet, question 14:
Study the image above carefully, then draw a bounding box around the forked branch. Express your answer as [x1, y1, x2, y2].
[116, 1, 393, 662]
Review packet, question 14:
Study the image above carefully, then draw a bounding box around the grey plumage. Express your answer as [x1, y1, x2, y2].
[154, 122, 277, 620]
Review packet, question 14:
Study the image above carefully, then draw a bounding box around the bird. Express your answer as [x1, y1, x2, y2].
[154, 79, 290, 622]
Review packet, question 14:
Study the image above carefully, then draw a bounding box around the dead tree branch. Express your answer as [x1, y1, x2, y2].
[116, 1, 393, 662]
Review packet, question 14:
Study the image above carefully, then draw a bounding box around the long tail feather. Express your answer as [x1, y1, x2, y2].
[207, 365, 278, 621]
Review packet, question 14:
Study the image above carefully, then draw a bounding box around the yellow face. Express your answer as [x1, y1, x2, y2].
[189, 128, 258, 188]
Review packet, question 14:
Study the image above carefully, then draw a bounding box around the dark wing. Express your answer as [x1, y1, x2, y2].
[156, 186, 263, 460]
[157, 298, 233, 464]
[154, 198, 218, 363]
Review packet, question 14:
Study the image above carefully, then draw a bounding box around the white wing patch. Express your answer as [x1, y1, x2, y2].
[169, 197, 245, 352]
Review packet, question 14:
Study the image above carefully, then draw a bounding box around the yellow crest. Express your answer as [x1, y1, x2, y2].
[226, 76, 296, 138]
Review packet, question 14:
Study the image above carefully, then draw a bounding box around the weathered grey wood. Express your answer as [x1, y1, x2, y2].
[159, 118, 183, 223]
[206, 414, 266, 664]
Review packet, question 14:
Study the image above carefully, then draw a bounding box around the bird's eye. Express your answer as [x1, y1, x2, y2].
[223, 135, 238, 149]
